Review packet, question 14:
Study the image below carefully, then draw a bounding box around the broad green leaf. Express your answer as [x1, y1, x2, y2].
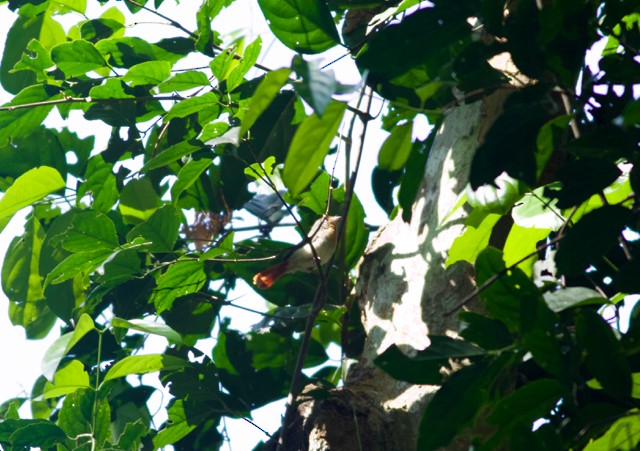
[43, 360, 90, 399]
[378, 123, 413, 171]
[258, 0, 340, 54]
[10, 39, 53, 82]
[520, 294, 566, 378]
[8, 421, 67, 448]
[488, 379, 566, 431]
[127, 205, 181, 253]
[80, 18, 125, 41]
[123, 60, 171, 86]
[502, 224, 550, 275]
[51, 0, 86, 14]
[553, 158, 621, 208]
[556, 205, 631, 276]
[158, 70, 210, 93]
[459, 312, 513, 350]
[198, 120, 230, 143]
[282, 100, 347, 196]
[0, 85, 60, 144]
[58, 388, 110, 447]
[584, 409, 640, 451]
[171, 159, 212, 203]
[51, 40, 106, 77]
[152, 260, 207, 313]
[227, 36, 262, 91]
[291, 55, 337, 116]
[111, 317, 183, 344]
[475, 247, 537, 331]
[512, 188, 564, 231]
[446, 211, 501, 267]
[165, 92, 219, 121]
[0, 166, 64, 232]
[1, 14, 65, 94]
[103, 354, 188, 382]
[119, 178, 162, 224]
[95, 37, 156, 68]
[576, 309, 632, 399]
[153, 400, 198, 448]
[244, 156, 276, 181]
[76, 155, 118, 212]
[240, 68, 291, 136]
[60, 210, 118, 253]
[375, 336, 484, 384]
[44, 247, 112, 286]
[543, 287, 606, 312]
[141, 140, 201, 173]
[89, 78, 133, 99]
[1, 216, 45, 305]
[41, 314, 95, 380]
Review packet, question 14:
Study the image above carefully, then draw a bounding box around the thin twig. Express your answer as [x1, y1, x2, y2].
[0, 95, 183, 112]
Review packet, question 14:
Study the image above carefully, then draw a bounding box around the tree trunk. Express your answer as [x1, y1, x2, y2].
[270, 89, 513, 451]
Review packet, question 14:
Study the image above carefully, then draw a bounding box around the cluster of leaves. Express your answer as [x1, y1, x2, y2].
[0, 0, 373, 448]
[368, 0, 640, 449]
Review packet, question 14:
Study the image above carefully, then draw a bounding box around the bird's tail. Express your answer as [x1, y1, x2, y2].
[252, 261, 289, 289]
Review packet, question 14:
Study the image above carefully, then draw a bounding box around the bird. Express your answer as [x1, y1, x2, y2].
[252, 216, 342, 289]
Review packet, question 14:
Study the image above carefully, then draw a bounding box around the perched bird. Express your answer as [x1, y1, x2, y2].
[252, 216, 341, 289]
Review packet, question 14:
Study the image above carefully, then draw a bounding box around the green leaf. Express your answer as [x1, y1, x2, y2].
[153, 399, 198, 448]
[76, 155, 119, 212]
[1, 216, 45, 305]
[152, 260, 207, 313]
[291, 55, 337, 116]
[95, 36, 156, 68]
[502, 224, 550, 275]
[58, 388, 110, 447]
[258, 0, 340, 54]
[0, 85, 60, 144]
[158, 70, 210, 93]
[44, 247, 112, 286]
[80, 18, 125, 42]
[1, 14, 65, 94]
[10, 39, 53, 82]
[103, 354, 189, 382]
[459, 312, 513, 350]
[127, 205, 181, 253]
[375, 336, 484, 384]
[89, 78, 134, 100]
[141, 140, 201, 173]
[475, 247, 539, 331]
[446, 211, 501, 267]
[584, 409, 640, 451]
[576, 309, 632, 399]
[165, 92, 219, 121]
[43, 360, 90, 399]
[0, 166, 64, 232]
[543, 287, 606, 312]
[171, 159, 212, 203]
[123, 60, 171, 86]
[240, 68, 291, 136]
[244, 156, 276, 180]
[111, 317, 183, 344]
[227, 37, 262, 91]
[512, 188, 564, 231]
[378, 122, 413, 171]
[488, 379, 566, 431]
[282, 100, 347, 196]
[119, 177, 162, 224]
[60, 210, 118, 252]
[9, 421, 67, 448]
[556, 205, 631, 276]
[42, 314, 95, 380]
[520, 294, 567, 378]
[51, 39, 106, 77]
